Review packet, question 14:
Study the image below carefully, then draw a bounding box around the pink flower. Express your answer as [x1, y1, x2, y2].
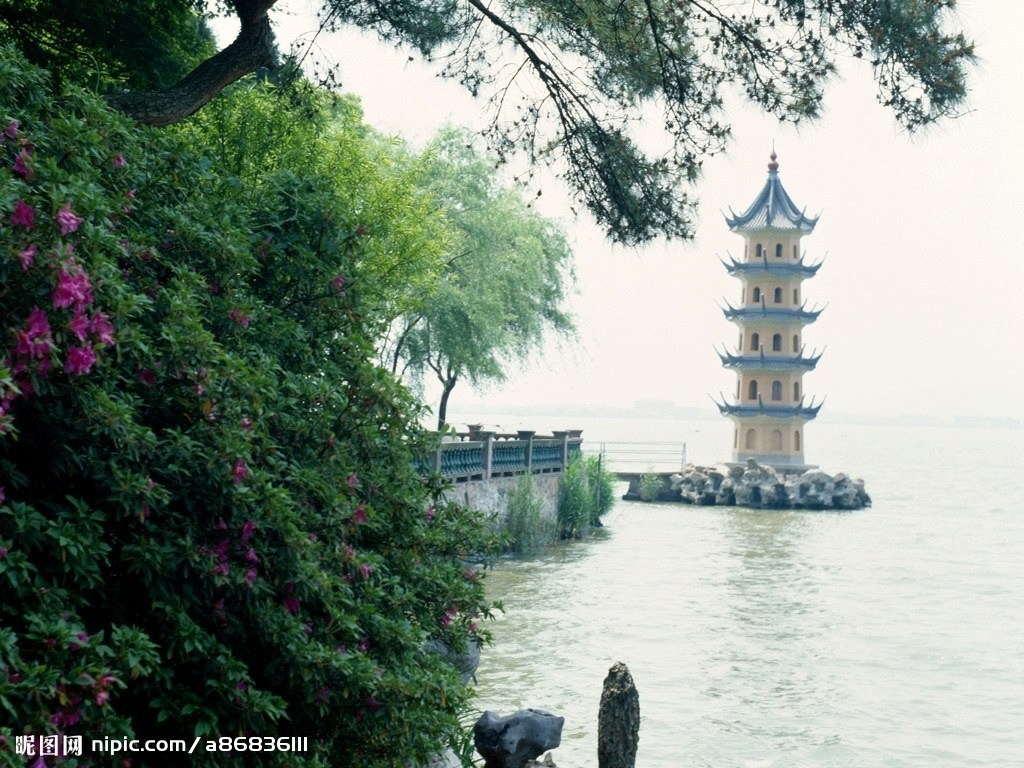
[56, 202, 84, 235]
[283, 583, 300, 615]
[357, 638, 370, 653]
[229, 309, 250, 328]
[4, 119, 18, 139]
[366, 695, 379, 712]
[425, 506, 435, 523]
[18, 244, 36, 270]
[26, 307, 51, 340]
[69, 313, 90, 341]
[0, 486, 5, 505]
[332, 274, 346, 294]
[352, 502, 368, 525]
[241, 416, 253, 430]
[52, 262, 93, 311]
[96, 689, 111, 706]
[359, 562, 373, 579]
[89, 312, 116, 346]
[138, 368, 157, 386]
[12, 150, 32, 179]
[240, 519, 257, 542]
[112, 154, 126, 167]
[231, 459, 249, 485]
[346, 472, 359, 492]
[9, 199, 35, 229]
[64, 345, 96, 376]
[243, 547, 258, 564]
[245, 567, 258, 587]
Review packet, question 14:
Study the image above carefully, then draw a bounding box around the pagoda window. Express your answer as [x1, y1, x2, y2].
[752, 286, 761, 303]
[773, 287, 783, 303]
[745, 429, 757, 450]
[793, 288, 799, 304]
[775, 243, 783, 259]
[771, 430, 782, 450]
[792, 334, 799, 353]
[793, 244, 798, 260]
[734, 429, 738, 448]
[772, 333, 782, 352]
[748, 380, 759, 400]
[794, 431, 801, 451]
[771, 381, 782, 401]
[751, 332, 760, 351]
[794, 382, 801, 401]
[755, 243, 763, 258]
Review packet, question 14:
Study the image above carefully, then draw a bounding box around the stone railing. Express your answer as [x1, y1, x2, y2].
[422, 428, 583, 483]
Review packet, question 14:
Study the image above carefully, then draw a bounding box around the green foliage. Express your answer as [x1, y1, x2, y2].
[3, 1, 976, 245]
[0, 46, 498, 767]
[557, 455, 613, 539]
[639, 471, 664, 503]
[320, 0, 974, 244]
[390, 127, 576, 427]
[0, 0, 216, 92]
[503, 475, 557, 554]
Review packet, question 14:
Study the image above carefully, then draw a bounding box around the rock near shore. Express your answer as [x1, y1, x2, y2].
[627, 459, 870, 510]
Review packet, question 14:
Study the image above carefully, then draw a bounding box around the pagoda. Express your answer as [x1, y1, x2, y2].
[714, 152, 824, 469]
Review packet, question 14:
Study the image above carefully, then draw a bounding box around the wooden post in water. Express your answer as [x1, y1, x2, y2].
[598, 661, 639, 768]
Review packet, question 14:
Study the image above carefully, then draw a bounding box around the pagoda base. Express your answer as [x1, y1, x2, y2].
[729, 453, 817, 472]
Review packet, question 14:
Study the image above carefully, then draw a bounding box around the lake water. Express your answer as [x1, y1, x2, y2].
[467, 416, 1024, 767]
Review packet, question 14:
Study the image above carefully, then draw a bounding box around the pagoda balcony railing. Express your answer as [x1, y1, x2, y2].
[418, 428, 584, 483]
[721, 254, 823, 278]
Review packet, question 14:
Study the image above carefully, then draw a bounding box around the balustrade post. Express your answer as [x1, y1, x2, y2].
[517, 430, 536, 474]
[479, 431, 495, 480]
[552, 430, 570, 472]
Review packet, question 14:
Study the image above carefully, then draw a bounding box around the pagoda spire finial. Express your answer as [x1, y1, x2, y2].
[768, 145, 779, 172]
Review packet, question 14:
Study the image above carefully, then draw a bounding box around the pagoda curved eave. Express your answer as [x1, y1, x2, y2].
[724, 308, 821, 325]
[716, 403, 822, 420]
[718, 353, 821, 372]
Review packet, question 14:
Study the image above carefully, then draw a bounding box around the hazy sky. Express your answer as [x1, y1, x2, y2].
[219, 1, 1024, 423]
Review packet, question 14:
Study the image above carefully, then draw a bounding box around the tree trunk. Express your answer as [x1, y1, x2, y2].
[436, 372, 458, 430]
[105, 0, 279, 126]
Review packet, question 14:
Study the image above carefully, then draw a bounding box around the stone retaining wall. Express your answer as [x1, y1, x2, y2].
[441, 473, 562, 525]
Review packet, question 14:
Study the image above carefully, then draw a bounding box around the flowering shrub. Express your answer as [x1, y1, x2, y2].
[0, 45, 497, 767]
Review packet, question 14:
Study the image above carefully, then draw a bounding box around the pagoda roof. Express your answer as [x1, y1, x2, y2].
[712, 396, 823, 421]
[722, 301, 824, 324]
[725, 152, 819, 233]
[721, 254, 823, 278]
[717, 347, 823, 371]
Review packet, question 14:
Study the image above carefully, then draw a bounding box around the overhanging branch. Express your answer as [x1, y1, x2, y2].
[105, 0, 279, 126]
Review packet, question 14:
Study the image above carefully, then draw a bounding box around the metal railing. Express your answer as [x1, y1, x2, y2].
[586, 441, 687, 474]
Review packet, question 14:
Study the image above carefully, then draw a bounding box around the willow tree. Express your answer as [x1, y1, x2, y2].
[384, 127, 576, 428]
[3, 0, 973, 244]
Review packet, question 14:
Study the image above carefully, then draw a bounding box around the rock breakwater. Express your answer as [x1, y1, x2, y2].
[623, 459, 871, 510]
